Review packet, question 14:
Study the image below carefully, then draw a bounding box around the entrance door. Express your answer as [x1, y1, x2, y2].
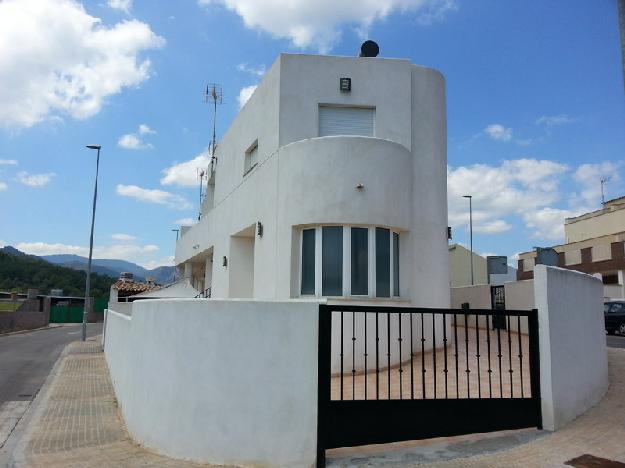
[229, 226, 255, 298]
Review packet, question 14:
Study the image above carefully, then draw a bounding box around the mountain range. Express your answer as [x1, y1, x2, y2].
[0, 247, 176, 284]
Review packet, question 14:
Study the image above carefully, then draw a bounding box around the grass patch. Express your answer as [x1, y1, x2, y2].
[0, 302, 21, 312]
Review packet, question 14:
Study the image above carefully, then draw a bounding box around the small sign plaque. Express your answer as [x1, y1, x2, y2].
[339, 77, 351, 92]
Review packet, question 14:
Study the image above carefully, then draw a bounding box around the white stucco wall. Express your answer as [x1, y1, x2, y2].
[104, 299, 322, 467]
[533, 265, 608, 431]
[175, 53, 449, 310]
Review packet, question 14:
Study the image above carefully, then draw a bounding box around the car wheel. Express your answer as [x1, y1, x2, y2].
[619, 323, 625, 336]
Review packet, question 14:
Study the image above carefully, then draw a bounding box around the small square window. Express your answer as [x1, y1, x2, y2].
[244, 140, 258, 175]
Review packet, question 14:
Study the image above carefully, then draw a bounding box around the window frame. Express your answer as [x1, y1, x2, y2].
[243, 139, 259, 176]
[298, 225, 401, 299]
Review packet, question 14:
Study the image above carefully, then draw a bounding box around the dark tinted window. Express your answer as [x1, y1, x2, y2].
[393, 232, 400, 296]
[322, 226, 343, 296]
[351, 227, 368, 295]
[301, 229, 315, 295]
[376, 228, 390, 297]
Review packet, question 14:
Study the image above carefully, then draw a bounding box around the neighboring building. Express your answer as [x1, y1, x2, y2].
[518, 196, 625, 299]
[109, 272, 160, 303]
[175, 51, 449, 307]
[448, 243, 517, 287]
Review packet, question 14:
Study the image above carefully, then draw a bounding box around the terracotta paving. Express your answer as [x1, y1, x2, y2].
[331, 326, 532, 401]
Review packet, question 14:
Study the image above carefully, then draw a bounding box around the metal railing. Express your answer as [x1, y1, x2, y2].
[195, 287, 211, 298]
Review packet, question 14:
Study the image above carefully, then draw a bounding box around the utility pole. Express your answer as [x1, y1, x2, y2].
[83, 145, 101, 341]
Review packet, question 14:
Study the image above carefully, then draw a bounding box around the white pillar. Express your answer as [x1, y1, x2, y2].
[204, 256, 213, 295]
[184, 262, 193, 282]
[618, 270, 625, 299]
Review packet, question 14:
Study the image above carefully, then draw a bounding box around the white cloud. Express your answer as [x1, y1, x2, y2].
[116, 184, 193, 210]
[0, 159, 17, 166]
[448, 158, 624, 242]
[536, 114, 575, 126]
[107, 0, 132, 13]
[472, 220, 512, 234]
[138, 123, 156, 135]
[111, 233, 136, 241]
[0, 182, 7, 192]
[0, 0, 165, 128]
[238, 85, 257, 109]
[160, 152, 210, 187]
[199, 0, 456, 52]
[16, 240, 166, 268]
[118, 133, 153, 150]
[237, 63, 266, 77]
[16, 171, 55, 187]
[118, 124, 156, 149]
[174, 218, 198, 226]
[484, 124, 513, 142]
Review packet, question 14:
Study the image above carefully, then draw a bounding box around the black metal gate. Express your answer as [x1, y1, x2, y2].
[316, 305, 541, 467]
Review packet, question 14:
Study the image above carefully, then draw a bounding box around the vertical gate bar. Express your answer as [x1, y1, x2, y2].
[340, 311, 344, 401]
[376, 311, 380, 400]
[432, 313, 437, 399]
[507, 314, 513, 398]
[486, 313, 493, 398]
[410, 313, 414, 400]
[464, 309, 470, 399]
[475, 314, 481, 398]
[398, 313, 403, 399]
[364, 311, 368, 400]
[443, 313, 448, 399]
[352, 311, 356, 400]
[421, 312, 426, 399]
[518, 314, 524, 398]
[453, 312, 459, 399]
[497, 317, 503, 398]
[528, 309, 542, 429]
[316, 305, 332, 468]
[387, 312, 391, 399]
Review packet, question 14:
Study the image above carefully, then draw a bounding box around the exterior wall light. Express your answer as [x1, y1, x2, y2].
[257, 221, 263, 237]
[356, 183, 364, 190]
[222, 256, 228, 267]
[340, 77, 351, 92]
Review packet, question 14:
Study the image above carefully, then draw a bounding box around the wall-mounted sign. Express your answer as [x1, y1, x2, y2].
[339, 77, 351, 92]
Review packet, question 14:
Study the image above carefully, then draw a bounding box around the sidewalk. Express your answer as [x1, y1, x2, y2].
[12, 338, 224, 468]
[10, 339, 625, 467]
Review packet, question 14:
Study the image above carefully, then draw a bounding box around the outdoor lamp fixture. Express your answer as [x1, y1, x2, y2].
[83, 144, 102, 342]
[222, 256, 228, 267]
[462, 195, 474, 286]
[257, 221, 263, 237]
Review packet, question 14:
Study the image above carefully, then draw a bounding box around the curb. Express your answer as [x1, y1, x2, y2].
[0, 324, 63, 337]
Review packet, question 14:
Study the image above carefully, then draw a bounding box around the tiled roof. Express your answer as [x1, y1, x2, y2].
[113, 280, 157, 297]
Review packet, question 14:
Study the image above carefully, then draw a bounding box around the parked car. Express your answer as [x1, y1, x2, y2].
[605, 301, 625, 335]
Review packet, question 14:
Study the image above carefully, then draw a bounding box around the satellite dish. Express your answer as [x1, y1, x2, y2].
[359, 40, 379, 57]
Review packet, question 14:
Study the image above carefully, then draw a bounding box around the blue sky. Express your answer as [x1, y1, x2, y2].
[0, 0, 623, 268]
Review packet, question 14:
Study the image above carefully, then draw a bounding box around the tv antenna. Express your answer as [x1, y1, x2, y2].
[600, 176, 610, 204]
[205, 83, 223, 174]
[197, 168, 206, 220]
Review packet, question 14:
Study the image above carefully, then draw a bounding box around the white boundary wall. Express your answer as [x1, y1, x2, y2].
[534, 265, 608, 431]
[105, 299, 322, 467]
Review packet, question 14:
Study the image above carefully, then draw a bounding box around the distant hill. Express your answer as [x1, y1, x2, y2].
[0, 248, 115, 297]
[40, 253, 176, 284]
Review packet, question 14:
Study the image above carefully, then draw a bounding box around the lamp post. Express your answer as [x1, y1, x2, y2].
[83, 144, 101, 341]
[462, 195, 474, 286]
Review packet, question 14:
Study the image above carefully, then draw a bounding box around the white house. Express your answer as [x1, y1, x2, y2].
[175, 50, 449, 307]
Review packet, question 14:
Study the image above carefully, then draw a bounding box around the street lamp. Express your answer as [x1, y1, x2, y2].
[83, 144, 101, 341]
[462, 195, 474, 286]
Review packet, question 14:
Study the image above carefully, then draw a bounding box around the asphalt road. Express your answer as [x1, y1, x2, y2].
[0, 324, 102, 405]
[607, 334, 625, 349]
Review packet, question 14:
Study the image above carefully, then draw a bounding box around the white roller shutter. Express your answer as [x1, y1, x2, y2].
[319, 106, 375, 137]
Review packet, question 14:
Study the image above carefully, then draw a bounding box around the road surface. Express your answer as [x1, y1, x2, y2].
[607, 334, 625, 349]
[0, 324, 102, 405]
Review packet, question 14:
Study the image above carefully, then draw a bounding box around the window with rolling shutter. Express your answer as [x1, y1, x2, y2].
[318, 106, 375, 137]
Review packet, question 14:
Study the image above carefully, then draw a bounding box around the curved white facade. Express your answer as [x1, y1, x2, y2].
[176, 53, 449, 308]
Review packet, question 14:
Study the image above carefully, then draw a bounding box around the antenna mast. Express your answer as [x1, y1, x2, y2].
[205, 83, 223, 173]
[600, 176, 610, 205]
